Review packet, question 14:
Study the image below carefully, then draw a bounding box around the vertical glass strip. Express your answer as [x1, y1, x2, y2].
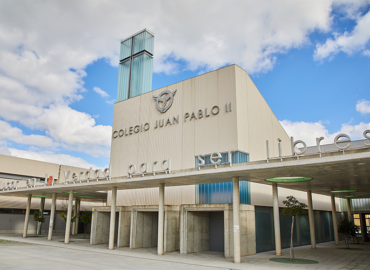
[144, 31, 154, 54]
[117, 59, 130, 102]
[142, 53, 153, 94]
[133, 31, 146, 54]
[130, 53, 153, 98]
[195, 151, 250, 204]
[133, 31, 154, 55]
[120, 39, 132, 60]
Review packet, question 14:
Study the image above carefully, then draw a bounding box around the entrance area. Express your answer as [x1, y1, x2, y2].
[90, 210, 118, 245]
[180, 204, 256, 258]
[130, 211, 158, 249]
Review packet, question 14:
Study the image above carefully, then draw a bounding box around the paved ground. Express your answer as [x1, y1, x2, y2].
[0, 234, 369, 269]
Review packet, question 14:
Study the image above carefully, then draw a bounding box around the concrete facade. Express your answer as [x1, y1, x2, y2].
[90, 206, 128, 245]
[129, 205, 180, 252]
[180, 204, 256, 258]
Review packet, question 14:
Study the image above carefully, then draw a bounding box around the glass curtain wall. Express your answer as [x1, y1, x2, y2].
[195, 151, 250, 204]
[117, 29, 154, 102]
[117, 59, 130, 102]
[341, 198, 370, 212]
[255, 206, 335, 253]
[130, 53, 153, 98]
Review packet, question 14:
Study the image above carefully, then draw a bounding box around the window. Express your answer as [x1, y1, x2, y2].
[195, 151, 250, 204]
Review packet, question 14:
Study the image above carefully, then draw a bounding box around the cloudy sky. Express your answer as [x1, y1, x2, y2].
[0, 0, 369, 169]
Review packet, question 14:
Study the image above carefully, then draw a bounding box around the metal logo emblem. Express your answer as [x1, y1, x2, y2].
[153, 90, 177, 113]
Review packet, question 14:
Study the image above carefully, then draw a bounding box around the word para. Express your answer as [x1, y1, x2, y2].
[128, 159, 171, 178]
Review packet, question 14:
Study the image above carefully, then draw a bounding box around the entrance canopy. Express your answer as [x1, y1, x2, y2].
[1, 147, 369, 200]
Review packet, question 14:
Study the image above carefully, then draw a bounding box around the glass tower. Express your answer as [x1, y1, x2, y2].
[117, 29, 154, 102]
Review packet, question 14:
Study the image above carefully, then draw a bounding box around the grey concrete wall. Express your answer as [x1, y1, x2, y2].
[90, 206, 131, 247]
[117, 210, 131, 247]
[130, 211, 158, 248]
[180, 204, 256, 258]
[91, 211, 110, 244]
[164, 209, 180, 252]
[186, 211, 209, 253]
[130, 206, 180, 251]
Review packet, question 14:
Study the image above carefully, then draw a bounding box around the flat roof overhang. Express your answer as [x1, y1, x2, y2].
[1, 148, 370, 200]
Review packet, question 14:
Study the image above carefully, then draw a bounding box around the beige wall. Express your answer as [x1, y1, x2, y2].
[111, 65, 238, 177]
[110, 185, 195, 206]
[0, 155, 103, 210]
[111, 65, 291, 177]
[0, 154, 59, 179]
[111, 64, 291, 173]
[235, 66, 291, 161]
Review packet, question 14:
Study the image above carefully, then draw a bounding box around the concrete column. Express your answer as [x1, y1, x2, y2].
[346, 198, 352, 222]
[72, 199, 78, 235]
[331, 195, 339, 245]
[75, 198, 81, 235]
[360, 214, 367, 242]
[157, 183, 165, 255]
[109, 187, 117, 250]
[232, 176, 241, 264]
[64, 190, 74, 244]
[48, 193, 56, 241]
[272, 183, 281, 256]
[23, 194, 32, 238]
[37, 197, 45, 235]
[307, 191, 316, 249]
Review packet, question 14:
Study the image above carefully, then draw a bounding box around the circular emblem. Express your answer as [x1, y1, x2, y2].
[153, 90, 177, 113]
[47, 176, 53, 185]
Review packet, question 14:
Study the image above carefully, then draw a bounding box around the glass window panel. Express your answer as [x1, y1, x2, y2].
[255, 207, 274, 253]
[279, 210, 299, 248]
[117, 59, 130, 102]
[299, 215, 311, 245]
[366, 219, 370, 226]
[314, 211, 323, 243]
[133, 31, 154, 55]
[354, 214, 360, 218]
[130, 53, 153, 98]
[354, 219, 361, 226]
[120, 39, 132, 60]
[195, 151, 250, 204]
[144, 31, 154, 54]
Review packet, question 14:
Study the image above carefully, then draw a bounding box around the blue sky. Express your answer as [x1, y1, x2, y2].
[0, 1, 369, 169]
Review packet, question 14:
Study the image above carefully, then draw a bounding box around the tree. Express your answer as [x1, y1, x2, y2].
[79, 211, 91, 239]
[282, 196, 307, 262]
[338, 216, 359, 248]
[59, 212, 76, 224]
[33, 210, 45, 236]
[59, 200, 76, 234]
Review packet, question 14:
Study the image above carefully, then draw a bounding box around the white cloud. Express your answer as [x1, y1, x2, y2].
[364, 50, 370, 56]
[356, 99, 370, 115]
[37, 105, 112, 157]
[281, 119, 370, 146]
[9, 148, 101, 169]
[105, 99, 116, 105]
[0, 146, 11, 156]
[314, 2, 370, 60]
[0, 120, 54, 148]
[93, 87, 110, 98]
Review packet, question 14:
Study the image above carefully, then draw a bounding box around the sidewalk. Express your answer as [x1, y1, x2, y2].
[0, 234, 369, 270]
